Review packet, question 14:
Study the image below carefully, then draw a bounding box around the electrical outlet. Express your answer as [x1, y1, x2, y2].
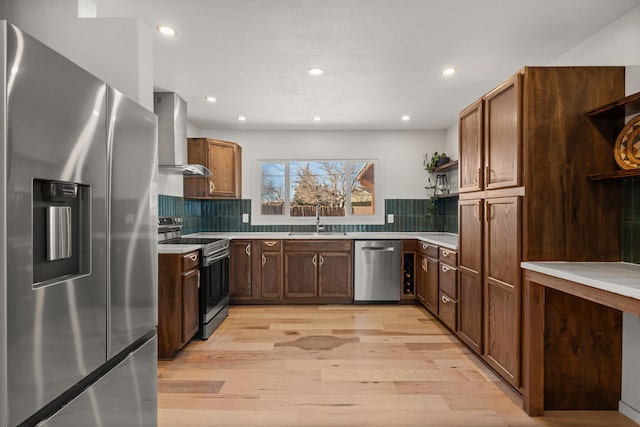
[387, 214, 394, 223]
[242, 213, 249, 223]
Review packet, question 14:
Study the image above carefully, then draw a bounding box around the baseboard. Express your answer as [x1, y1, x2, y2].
[619, 400, 640, 424]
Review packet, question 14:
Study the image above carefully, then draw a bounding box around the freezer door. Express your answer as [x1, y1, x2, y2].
[107, 87, 158, 359]
[5, 23, 108, 425]
[0, 20, 7, 427]
[40, 336, 158, 427]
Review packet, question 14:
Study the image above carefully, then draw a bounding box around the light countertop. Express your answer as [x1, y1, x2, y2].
[158, 232, 458, 254]
[521, 261, 640, 300]
[157, 244, 202, 255]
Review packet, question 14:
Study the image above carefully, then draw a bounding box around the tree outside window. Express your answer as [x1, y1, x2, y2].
[260, 160, 375, 218]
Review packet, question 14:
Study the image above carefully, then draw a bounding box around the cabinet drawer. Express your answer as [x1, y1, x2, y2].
[284, 240, 352, 252]
[439, 292, 457, 331]
[439, 263, 457, 298]
[418, 241, 438, 258]
[261, 240, 282, 252]
[182, 251, 199, 272]
[439, 248, 458, 266]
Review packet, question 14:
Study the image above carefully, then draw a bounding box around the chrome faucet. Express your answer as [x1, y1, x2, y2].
[316, 204, 324, 233]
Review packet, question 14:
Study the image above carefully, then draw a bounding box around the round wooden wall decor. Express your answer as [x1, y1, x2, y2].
[614, 114, 640, 170]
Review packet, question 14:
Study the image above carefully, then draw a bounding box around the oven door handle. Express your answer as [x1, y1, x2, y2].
[203, 251, 230, 266]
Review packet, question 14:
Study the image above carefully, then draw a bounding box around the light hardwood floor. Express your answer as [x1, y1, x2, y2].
[158, 305, 638, 427]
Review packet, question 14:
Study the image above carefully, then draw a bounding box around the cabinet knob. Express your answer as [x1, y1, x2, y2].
[442, 250, 450, 257]
[422, 243, 428, 250]
[442, 265, 450, 273]
[319, 254, 324, 266]
[245, 244, 251, 256]
[312, 254, 317, 266]
[188, 254, 198, 262]
[441, 294, 450, 304]
[264, 241, 277, 247]
[261, 254, 266, 266]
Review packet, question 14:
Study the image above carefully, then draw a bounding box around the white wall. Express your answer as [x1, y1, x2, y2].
[443, 122, 460, 192]
[444, 122, 459, 160]
[549, 7, 640, 67]
[0, 0, 154, 110]
[191, 129, 445, 201]
[550, 6, 640, 423]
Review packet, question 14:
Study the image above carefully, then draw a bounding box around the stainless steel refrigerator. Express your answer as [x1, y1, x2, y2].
[0, 21, 158, 426]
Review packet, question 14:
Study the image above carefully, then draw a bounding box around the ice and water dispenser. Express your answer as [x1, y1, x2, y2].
[32, 179, 91, 287]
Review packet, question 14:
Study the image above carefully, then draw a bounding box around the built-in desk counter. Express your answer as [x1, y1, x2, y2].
[521, 261, 640, 417]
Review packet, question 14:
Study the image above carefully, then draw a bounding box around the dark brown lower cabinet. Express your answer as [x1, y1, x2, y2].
[457, 199, 483, 354]
[318, 252, 353, 298]
[457, 268, 483, 353]
[438, 292, 457, 330]
[230, 240, 253, 300]
[284, 251, 318, 297]
[425, 256, 439, 314]
[284, 240, 353, 303]
[484, 196, 521, 389]
[158, 250, 200, 360]
[415, 252, 427, 305]
[260, 251, 283, 299]
[416, 242, 439, 315]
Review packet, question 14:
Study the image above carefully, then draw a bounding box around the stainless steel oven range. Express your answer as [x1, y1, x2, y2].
[158, 217, 230, 339]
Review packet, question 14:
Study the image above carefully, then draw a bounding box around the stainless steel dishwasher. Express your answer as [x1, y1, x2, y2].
[354, 240, 401, 302]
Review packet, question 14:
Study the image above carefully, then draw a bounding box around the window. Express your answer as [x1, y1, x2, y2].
[257, 160, 378, 223]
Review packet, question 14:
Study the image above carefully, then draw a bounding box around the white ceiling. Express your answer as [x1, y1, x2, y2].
[94, 0, 640, 131]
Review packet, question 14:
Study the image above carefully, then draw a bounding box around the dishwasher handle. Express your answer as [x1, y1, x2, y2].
[361, 246, 396, 252]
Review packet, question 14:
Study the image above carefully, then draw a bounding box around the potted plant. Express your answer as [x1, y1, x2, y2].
[423, 152, 449, 218]
[425, 176, 438, 218]
[423, 152, 449, 173]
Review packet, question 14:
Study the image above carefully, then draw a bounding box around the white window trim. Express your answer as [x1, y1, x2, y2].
[252, 158, 385, 226]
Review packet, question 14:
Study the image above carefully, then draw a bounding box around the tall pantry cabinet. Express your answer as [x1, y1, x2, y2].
[457, 66, 624, 391]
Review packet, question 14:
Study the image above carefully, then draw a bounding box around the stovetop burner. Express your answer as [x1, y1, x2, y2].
[174, 237, 225, 245]
[158, 217, 229, 257]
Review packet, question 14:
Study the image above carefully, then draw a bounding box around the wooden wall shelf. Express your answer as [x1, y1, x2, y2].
[587, 90, 640, 180]
[588, 169, 640, 181]
[433, 160, 458, 173]
[587, 91, 640, 118]
[434, 192, 459, 199]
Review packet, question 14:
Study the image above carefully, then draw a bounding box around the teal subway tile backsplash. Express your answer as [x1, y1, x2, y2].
[161, 197, 457, 234]
[622, 177, 640, 264]
[158, 195, 184, 218]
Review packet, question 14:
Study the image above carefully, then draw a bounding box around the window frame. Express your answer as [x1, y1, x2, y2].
[252, 158, 384, 226]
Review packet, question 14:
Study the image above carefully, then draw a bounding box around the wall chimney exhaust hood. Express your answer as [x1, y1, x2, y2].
[154, 92, 212, 177]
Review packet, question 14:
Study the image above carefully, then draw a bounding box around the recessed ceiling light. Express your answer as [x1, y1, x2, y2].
[401, 115, 411, 121]
[312, 116, 322, 121]
[205, 96, 217, 103]
[156, 25, 177, 37]
[236, 115, 246, 121]
[442, 67, 457, 76]
[308, 67, 324, 76]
